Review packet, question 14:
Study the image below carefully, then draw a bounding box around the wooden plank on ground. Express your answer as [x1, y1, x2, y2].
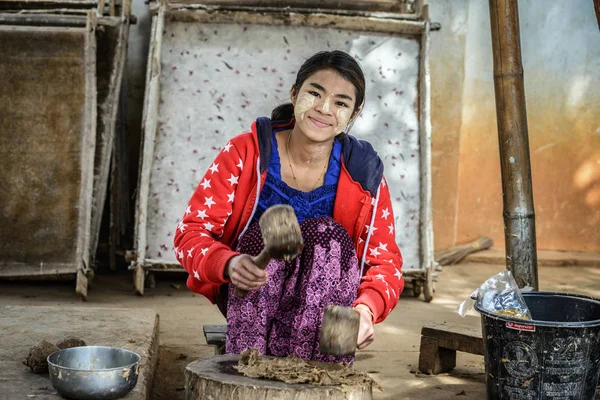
[418, 322, 484, 375]
[421, 322, 484, 356]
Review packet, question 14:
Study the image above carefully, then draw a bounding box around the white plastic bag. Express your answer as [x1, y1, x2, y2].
[457, 269, 532, 320]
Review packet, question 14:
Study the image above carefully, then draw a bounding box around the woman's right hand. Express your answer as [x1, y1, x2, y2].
[226, 254, 268, 291]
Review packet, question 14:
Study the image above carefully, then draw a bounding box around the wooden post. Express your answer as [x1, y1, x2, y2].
[488, 0, 538, 290]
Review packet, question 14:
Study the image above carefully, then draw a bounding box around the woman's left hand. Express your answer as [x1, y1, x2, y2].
[354, 306, 375, 350]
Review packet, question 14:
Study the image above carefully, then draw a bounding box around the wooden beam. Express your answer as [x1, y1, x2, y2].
[489, 0, 538, 290]
[167, 0, 412, 13]
[163, 8, 429, 35]
[0, 0, 98, 9]
[0, 263, 78, 278]
[159, 2, 424, 21]
[0, 13, 121, 27]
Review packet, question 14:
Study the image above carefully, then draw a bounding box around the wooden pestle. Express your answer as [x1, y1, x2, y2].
[235, 204, 304, 298]
[319, 305, 360, 356]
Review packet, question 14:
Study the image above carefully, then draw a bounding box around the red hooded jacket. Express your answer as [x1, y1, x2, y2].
[174, 118, 404, 323]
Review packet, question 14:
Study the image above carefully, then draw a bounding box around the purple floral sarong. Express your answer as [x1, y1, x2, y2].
[216, 216, 360, 363]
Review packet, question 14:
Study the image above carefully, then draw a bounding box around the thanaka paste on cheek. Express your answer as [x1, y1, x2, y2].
[336, 108, 352, 133]
[294, 93, 315, 121]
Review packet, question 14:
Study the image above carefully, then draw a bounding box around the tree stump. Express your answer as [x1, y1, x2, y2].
[185, 354, 373, 400]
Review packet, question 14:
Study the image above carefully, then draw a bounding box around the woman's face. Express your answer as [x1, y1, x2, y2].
[291, 69, 359, 143]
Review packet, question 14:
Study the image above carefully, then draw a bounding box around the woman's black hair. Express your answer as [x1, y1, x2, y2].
[271, 50, 365, 123]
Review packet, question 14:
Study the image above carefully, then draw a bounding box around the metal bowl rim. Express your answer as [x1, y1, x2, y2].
[47, 345, 141, 372]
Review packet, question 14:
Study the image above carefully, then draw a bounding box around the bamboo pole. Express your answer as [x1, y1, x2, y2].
[488, 0, 538, 290]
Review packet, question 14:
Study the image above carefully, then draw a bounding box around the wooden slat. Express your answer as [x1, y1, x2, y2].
[0, 13, 121, 26]
[161, 2, 422, 21]
[163, 8, 427, 35]
[133, 2, 166, 294]
[0, 263, 77, 278]
[421, 323, 484, 356]
[75, 10, 97, 300]
[88, 8, 131, 267]
[0, 0, 96, 4]
[166, 0, 414, 13]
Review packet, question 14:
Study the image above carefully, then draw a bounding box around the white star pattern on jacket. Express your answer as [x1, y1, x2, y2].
[365, 225, 378, 234]
[197, 209, 208, 219]
[369, 247, 381, 257]
[200, 178, 211, 189]
[226, 174, 239, 186]
[174, 134, 403, 324]
[204, 196, 216, 208]
[381, 208, 390, 219]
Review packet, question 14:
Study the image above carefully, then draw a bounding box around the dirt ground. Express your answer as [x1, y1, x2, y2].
[1, 260, 600, 399]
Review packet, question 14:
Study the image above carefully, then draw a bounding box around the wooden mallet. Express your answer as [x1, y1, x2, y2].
[319, 305, 360, 356]
[235, 204, 304, 298]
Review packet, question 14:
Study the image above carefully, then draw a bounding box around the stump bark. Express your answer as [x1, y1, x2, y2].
[185, 354, 373, 400]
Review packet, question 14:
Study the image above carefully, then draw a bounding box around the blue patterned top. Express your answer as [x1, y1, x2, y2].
[253, 130, 342, 223]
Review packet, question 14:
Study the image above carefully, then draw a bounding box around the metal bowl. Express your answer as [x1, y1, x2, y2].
[47, 346, 141, 400]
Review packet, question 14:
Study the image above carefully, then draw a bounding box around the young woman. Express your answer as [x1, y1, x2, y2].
[174, 50, 404, 363]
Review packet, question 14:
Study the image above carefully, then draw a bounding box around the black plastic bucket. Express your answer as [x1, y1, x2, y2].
[475, 292, 600, 399]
